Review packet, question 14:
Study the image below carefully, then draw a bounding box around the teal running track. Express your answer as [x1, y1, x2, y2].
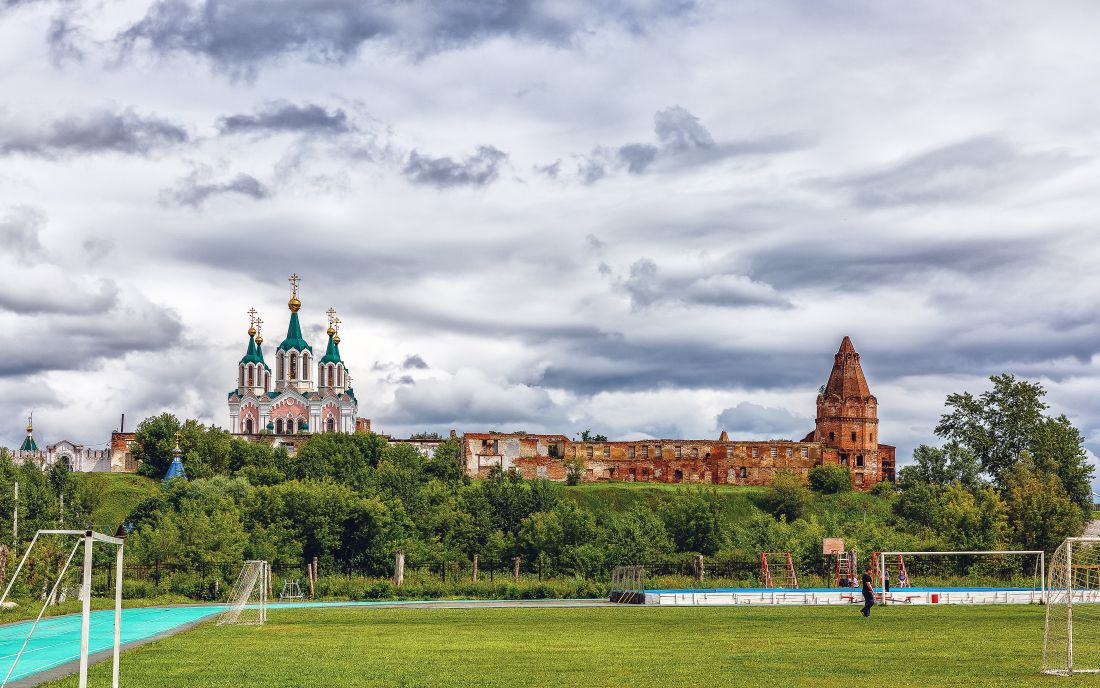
[0, 605, 225, 684]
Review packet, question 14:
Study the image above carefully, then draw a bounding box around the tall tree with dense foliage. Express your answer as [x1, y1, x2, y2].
[134, 413, 182, 478]
[934, 373, 1093, 516]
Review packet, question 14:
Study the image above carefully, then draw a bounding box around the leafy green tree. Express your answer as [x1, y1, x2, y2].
[664, 490, 724, 554]
[603, 507, 673, 564]
[1030, 415, 1093, 515]
[760, 471, 810, 522]
[1001, 458, 1084, 552]
[808, 464, 851, 494]
[935, 374, 1047, 482]
[899, 443, 982, 490]
[564, 455, 583, 486]
[579, 430, 608, 442]
[134, 413, 182, 478]
[939, 483, 1007, 550]
[425, 439, 464, 483]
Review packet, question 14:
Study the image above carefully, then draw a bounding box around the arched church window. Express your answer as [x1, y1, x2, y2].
[247, 366, 254, 387]
[245, 418, 253, 434]
[302, 354, 309, 380]
[290, 353, 298, 380]
[326, 417, 335, 432]
[275, 419, 284, 434]
[829, 431, 835, 442]
[278, 354, 284, 379]
[239, 367, 244, 386]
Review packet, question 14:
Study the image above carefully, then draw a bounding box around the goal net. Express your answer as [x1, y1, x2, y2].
[0, 529, 125, 688]
[609, 565, 646, 604]
[1043, 538, 1100, 675]
[876, 550, 1044, 600]
[219, 560, 268, 626]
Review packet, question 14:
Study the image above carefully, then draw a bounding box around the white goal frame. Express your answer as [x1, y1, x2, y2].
[0, 529, 125, 688]
[1042, 537, 1100, 676]
[219, 560, 269, 626]
[878, 550, 1045, 605]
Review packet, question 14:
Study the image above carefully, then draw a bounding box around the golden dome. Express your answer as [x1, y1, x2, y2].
[248, 326, 257, 337]
[25, 423, 33, 433]
[255, 334, 264, 345]
[326, 324, 336, 337]
[333, 334, 341, 344]
[288, 296, 301, 312]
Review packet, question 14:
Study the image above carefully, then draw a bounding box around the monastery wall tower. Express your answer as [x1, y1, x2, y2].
[808, 336, 895, 487]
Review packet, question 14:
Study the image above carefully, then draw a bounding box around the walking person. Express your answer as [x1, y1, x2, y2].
[861, 567, 875, 617]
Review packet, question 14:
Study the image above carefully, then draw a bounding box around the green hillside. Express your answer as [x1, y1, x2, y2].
[71, 472, 159, 531]
[565, 481, 888, 527]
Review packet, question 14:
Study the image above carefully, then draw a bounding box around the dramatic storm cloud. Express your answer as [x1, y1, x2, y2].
[2, 0, 1100, 487]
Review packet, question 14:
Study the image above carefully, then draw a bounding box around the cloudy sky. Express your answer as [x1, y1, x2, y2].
[2, 0, 1099, 483]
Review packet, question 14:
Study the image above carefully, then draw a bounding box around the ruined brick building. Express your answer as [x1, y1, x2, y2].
[461, 336, 895, 490]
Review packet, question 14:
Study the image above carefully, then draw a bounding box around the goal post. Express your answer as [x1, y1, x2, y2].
[876, 550, 1045, 604]
[1043, 537, 1100, 676]
[219, 560, 269, 625]
[0, 529, 125, 688]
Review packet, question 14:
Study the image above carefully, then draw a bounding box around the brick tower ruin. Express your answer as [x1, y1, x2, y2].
[808, 336, 895, 487]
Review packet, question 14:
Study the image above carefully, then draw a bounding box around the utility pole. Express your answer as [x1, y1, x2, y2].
[12, 482, 18, 546]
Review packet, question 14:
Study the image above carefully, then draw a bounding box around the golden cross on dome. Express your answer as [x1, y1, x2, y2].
[255, 317, 263, 335]
[326, 307, 337, 326]
[333, 316, 341, 333]
[174, 431, 181, 450]
[248, 307, 258, 327]
[288, 273, 301, 297]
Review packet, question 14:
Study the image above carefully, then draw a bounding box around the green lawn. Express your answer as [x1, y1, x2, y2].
[46, 604, 1084, 687]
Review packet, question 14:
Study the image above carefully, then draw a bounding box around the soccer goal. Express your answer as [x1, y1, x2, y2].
[0, 529, 125, 688]
[219, 560, 269, 626]
[761, 552, 799, 589]
[1042, 538, 1100, 675]
[876, 550, 1045, 604]
[610, 565, 646, 604]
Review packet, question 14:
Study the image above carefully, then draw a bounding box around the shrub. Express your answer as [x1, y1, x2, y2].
[808, 465, 851, 494]
[760, 471, 810, 521]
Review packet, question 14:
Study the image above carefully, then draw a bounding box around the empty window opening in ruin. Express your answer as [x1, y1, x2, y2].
[786, 448, 793, 458]
[770, 446, 777, 458]
[548, 442, 561, 458]
[586, 446, 594, 459]
[738, 467, 747, 478]
[603, 446, 610, 458]
[856, 454, 864, 467]
[675, 446, 682, 458]
[691, 447, 699, 459]
[629, 468, 637, 480]
[841, 453, 849, 465]
[829, 431, 835, 442]
[674, 469, 684, 482]
[851, 431, 857, 442]
[801, 447, 808, 458]
[641, 446, 649, 459]
[628, 446, 636, 459]
[655, 446, 663, 458]
[752, 446, 759, 458]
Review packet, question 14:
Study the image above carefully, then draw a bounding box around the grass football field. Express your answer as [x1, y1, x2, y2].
[43, 604, 1084, 687]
